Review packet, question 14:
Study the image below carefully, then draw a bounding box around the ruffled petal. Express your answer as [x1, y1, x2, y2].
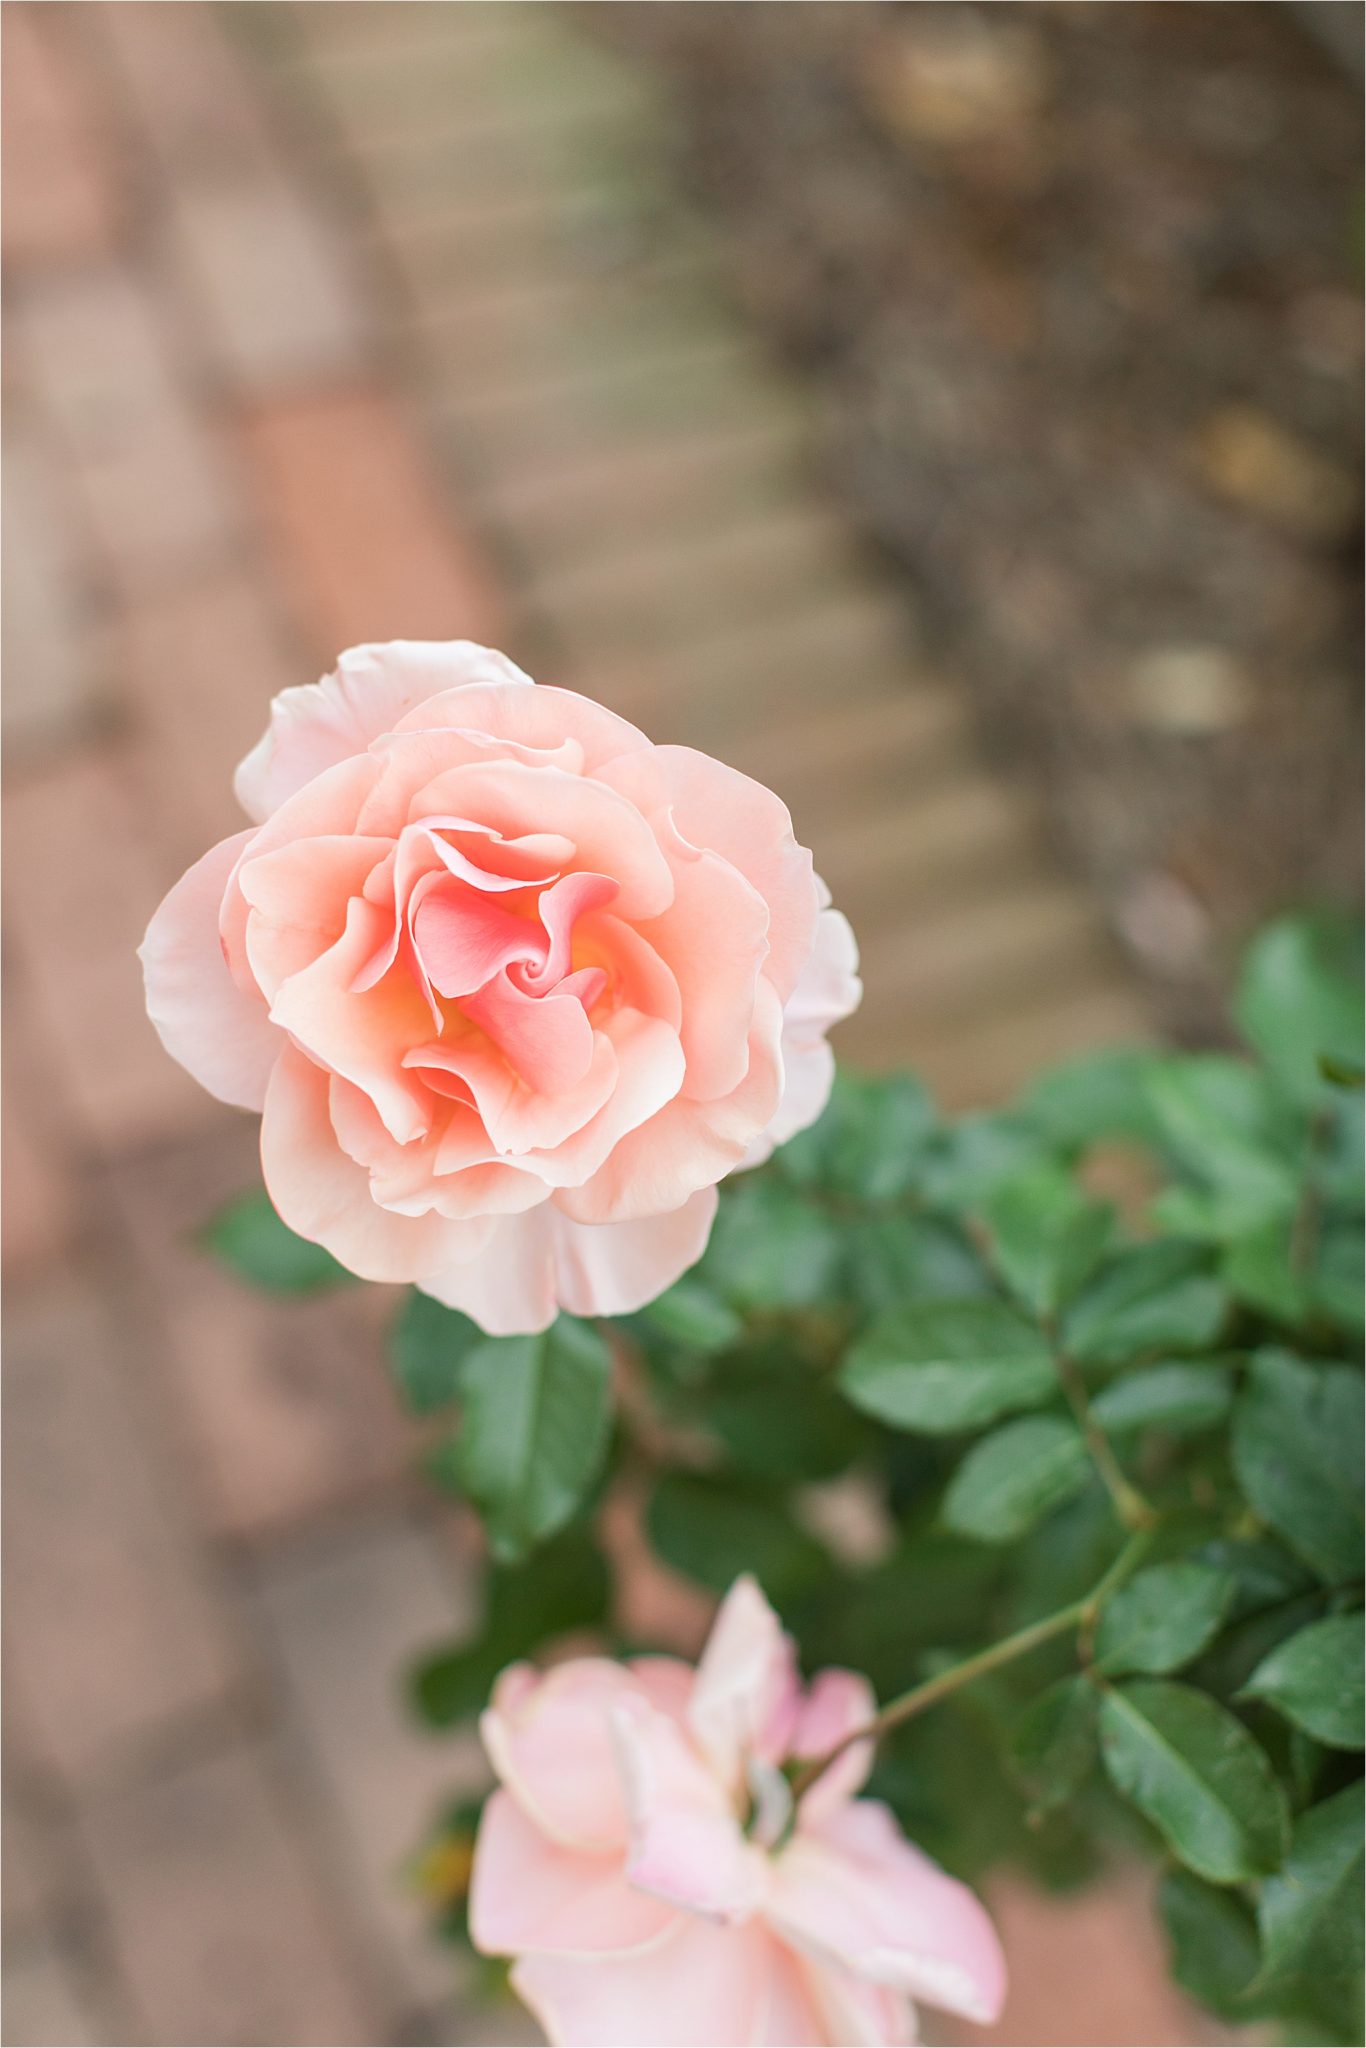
[689, 1575, 800, 1792]
[512, 1905, 773, 2048]
[139, 831, 281, 1111]
[392, 680, 651, 776]
[610, 1695, 767, 1923]
[470, 1790, 674, 1961]
[480, 1660, 639, 1854]
[791, 1670, 877, 1827]
[769, 1802, 1006, 2027]
[260, 1043, 493, 1283]
[234, 640, 532, 822]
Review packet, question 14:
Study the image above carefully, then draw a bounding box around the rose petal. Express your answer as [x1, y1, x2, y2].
[802, 1957, 917, 2048]
[470, 1790, 674, 1961]
[791, 1670, 877, 1827]
[512, 1917, 773, 2048]
[688, 1575, 800, 1792]
[260, 1043, 493, 1283]
[234, 640, 532, 823]
[610, 1695, 766, 1923]
[140, 831, 281, 1111]
[769, 1801, 1007, 2026]
[481, 1660, 642, 1853]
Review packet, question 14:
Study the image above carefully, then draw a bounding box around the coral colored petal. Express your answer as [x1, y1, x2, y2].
[413, 881, 545, 997]
[234, 640, 532, 822]
[549, 1187, 717, 1321]
[392, 680, 651, 775]
[610, 1696, 767, 1923]
[140, 831, 281, 1111]
[238, 833, 393, 1001]
[689, 1576, 800, 1792]
[464, 971, 596, 1094]
[260, 1045, 492, 1282]
[470, 1792, 673, 1961]
[769, 1802, 1006, 2027]
[512, 1909, 773, 2048]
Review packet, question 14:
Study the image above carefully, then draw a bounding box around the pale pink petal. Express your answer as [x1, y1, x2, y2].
[689, 1576, 800, 1792]
[754, 1942, 831, 2047]
[626, 1658, 697, 1724]
[480, 1660, 639, 1853]
[418, 1204, 560, 1335]
[512, 1916, 772, 2048]
[470, 1790, 673, 1961]
[801, 1956, 918, 2048]
[392, 680, 651, 774]
[769, 1802, 1006, 2026]
[791, 1671, 877, 1826]
[260, 1043, 492, 1283]
[234, 640, 532, 823]
[550, 1186, 718, 1320]
[237, 833, 394, 1001]
[745, 901, 862, 1170]
[140, 831, 281, 1112]
[653, 746, 820, 1001]
[610, 1694, 766, 1923]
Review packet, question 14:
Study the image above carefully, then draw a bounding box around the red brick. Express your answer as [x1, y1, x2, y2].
[3, 1280, 243, 1785]
[81, 1743, 378, 2046]
[93, 0, 276, 182]
[1, 423, 105, 761]
[240, 385, 506, 660]
[168, 180, 370, 395]
[108, 1125, 416, 1540]
[1, 1935, 106, 2048]
[2, 748, 217, 1149]
[114, 566, 300, 872]
[1, 5, 121, 265]
[13, 266, 239, 590]
[1, 1060, 73, 1276]
[252, 1516, 487, 2014]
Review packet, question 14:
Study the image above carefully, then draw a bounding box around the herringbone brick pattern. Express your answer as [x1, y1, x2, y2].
[3, 7, 1188, 2045]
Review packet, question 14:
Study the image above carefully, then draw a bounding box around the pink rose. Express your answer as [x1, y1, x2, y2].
[141, 641, 860, 1334]
[469, 1574, 1007, 2046]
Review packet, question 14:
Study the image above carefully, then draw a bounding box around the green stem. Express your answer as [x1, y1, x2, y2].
[1054, 1348, 1157, 1532]
[788, 1527, 1155, 1802]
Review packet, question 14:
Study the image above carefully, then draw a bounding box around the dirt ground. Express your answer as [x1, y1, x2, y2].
[600, 0, 1364, 1037]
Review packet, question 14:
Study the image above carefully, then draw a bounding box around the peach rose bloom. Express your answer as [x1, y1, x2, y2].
[470, 1575, 1006, 2046]
[140, 641, 860, 1334]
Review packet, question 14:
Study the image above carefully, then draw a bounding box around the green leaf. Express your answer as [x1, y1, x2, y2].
[918, 1112, 1050, 1212]
[1094, 1563, 1236, 1677]
[1159, 1867, 1261, 2018]
[1222, 1217, 1310, 1325]
[983, 1164, 1113, 1316]
[203, 1189, 351, 1294]
[646, 1473, 828, 1608]
[635, 1278, 743, 1356]
[1090, 1362, 1234, 1439]
[457, 1317, 612, 1561]
[1062, 1242, 1227, 1367]
[1320, 1054, 1365, 1090]
[839, 1300, 1057, 1436]
[941, 1416, 1088, 1543]
[1231, 1351, 1365, 1584]
[1257, 1785, 1364, 1990]
[1010, 1676, 1100, 1815]
[390, 1291, 481, 1414]
[1236, 914, 1364, 1107]
[1023, 1046, 1164, 1147]
[1098, 1679, 1290, 1884]
[1242, 1612, 1365, 1751]
[700, 1179, 843, 1311]
[701, 1377, 865, 1481]
[409, 1526, 610, 1727]
[1147, 1055, 1300, 1236]
[844, 1213, 993, 1316]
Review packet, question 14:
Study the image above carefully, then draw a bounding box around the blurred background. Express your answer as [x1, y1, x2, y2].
[2, 4, 1360, 2044]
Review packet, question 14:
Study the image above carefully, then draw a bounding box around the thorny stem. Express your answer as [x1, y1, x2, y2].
[788, 1527, 1155, 1803]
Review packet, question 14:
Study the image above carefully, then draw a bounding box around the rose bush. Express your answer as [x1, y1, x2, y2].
[141, 641, 860, 1333]
[469, 1574, 1005, 2047]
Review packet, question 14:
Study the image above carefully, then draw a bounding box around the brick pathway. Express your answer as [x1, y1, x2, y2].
[3, 7, 1186, 2047]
